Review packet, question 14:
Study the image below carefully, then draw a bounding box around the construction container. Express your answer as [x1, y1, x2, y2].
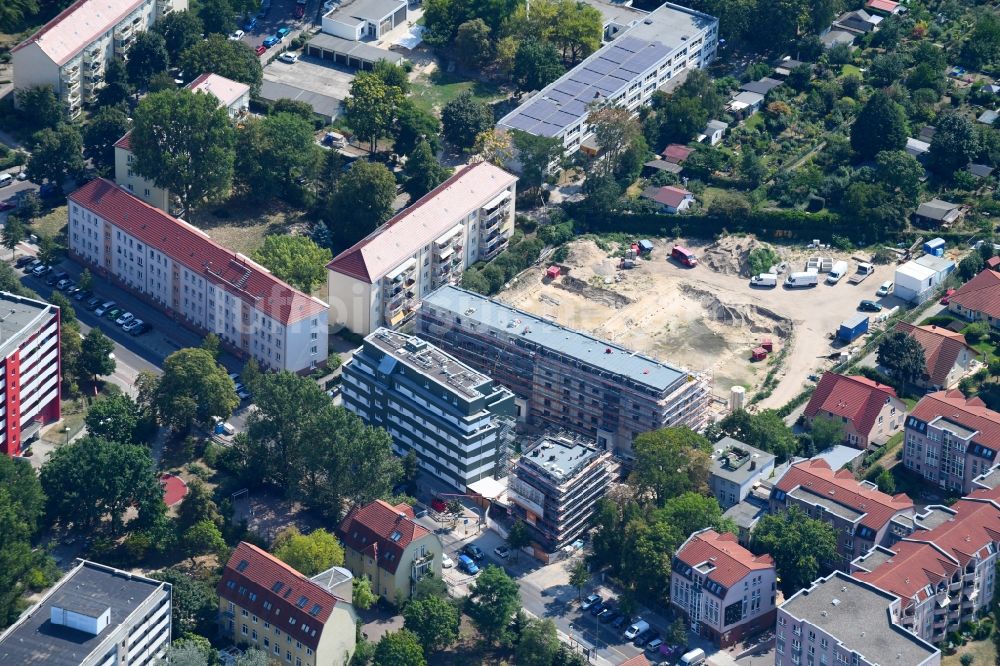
[761, 338, 773, 352]
[751, 347, 768, 362]
[923, 238, 946, 257]
[837, 314, 870, 343]
[638, 239, 654, 253]
[546, 266, 561, 280]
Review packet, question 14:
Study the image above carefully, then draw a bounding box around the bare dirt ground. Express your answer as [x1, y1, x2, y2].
[497, 235, 900, 412]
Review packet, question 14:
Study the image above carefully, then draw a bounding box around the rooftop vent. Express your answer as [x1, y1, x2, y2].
[831, 598, 841, 606]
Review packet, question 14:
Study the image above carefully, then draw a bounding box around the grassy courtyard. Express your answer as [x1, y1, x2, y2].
[409, 68, 507, 116]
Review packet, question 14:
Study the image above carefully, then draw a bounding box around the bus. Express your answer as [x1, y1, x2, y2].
[671, 245, 698, 267]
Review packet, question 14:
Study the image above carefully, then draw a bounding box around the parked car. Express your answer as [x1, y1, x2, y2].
[633, 628, 656, 646]
[130, 321, 152, 336]
[589, 600, 608, 616]
[105, 307, 123, 321]
[14, 256, 34, 268]
[276, 27, 290, 38]
[31, 264, 50, 276]
[229, 29, 245, 40]
[462, 544, 485, 561]
[122, 319, 142, 333]
[600, 610, 622, 625]
[645, 638, 664, 653]
[596, 606, 617, 621]
[494, 545, 510, 559]
[625, 619, 650, 640]
[73, 289, 91, 301]
[86, 296, 102, 310]
[457, 554, 479, 575]
[57, 279, 73, 291]
[94, 301, 115, 316]
[279, 52, 298, 63]
[940, 288, 956, 305]
[611, 614, 629, 629]
[46, 271, 66, 286]
[116, 312, 134, 326]
[441, 554, 454, 568]
[263, 35, 279, 47]
[858, 300, 883, 312]
[581, 594, 602, 611]
[255, 44, 267, 55]
[876, 280, 894, 297]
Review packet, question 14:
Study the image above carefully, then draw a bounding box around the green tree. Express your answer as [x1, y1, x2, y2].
[569, 559, 589, 601]
[40, 436, 165, 534]
[668, 617, 688, 647]
[176, 478, 223, 531]
[850, 91, 908, 160]
[533, 0, 603, 66]
[29, 124, 84, 185]
[751, 506, 838, 595]
[373, 629, 426, 666]
[455, 18, 492, 69]
[403, 140, 451, 200]
[517, 618, 561, 666]
[353, 575, 378, 610]
[393, 100, 442, 156]
[414, 575, 448, 601]
[97, 58, 133, 108]
[0, 454, 47, 626]
[1, 216, 24, 258]
[403, 595, 460, 652]
[962, 13, 1000, 69]
[511, 130, 563, 194]
[182, 519, 227, 564]
[874, 150, 922, 205]
[629, 427, 712, 506]
[465, 565, 520, 644]
[657, 492, 727, 537]
[0, 0, 39, 33]
[867, 53, 907, 89]
[326, 160, 398, 245]
[960, 252, 986, 281]
[155, 347, 238, 431]
[810, 413, 845, 450]
[588, 105, 640, 179]
[127, 31, 169, 88]
[15, 86, 62, 132]
[83, 106, 131, 176]
[79, 328, 116, 385]
[442, 91, 493, 151]
[875, 467, 896, 494]
[36, 234, 62, 267]
[197, 0, 236, 34]
[48, 291, 75, 327]
[344, 70, 404, 153]
[236, 112, 322, 201]
[153, 9, 204, 63]
[272, 526, 345, 576]
[85, 392, 141, 444]
[17, 191, 41, 223]
[251, 234, 331, 292]
[514, 41, 565, 92]
[877, 331, 927, 392]
[707, 409, 799, 461]
[505, 518, 531, 560]
[132, 88, 236, 214]
[930, 113, 982, 178]
[179, 34, 263, 94]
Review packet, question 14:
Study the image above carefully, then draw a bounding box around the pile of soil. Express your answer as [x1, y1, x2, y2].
[680, 285, 794, 338]
[700, 235, 774, 278]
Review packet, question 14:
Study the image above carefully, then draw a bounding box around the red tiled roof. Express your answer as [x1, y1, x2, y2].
[620, 655, 653, 666]
[114, 131, 131, 151]
[866, 0, 899, 11]
[804, 372, 898, 439]
[911, 390, 1000, 448]
[675, 529, 774, 588]
[895, 322, 976, 387]
[661, 144, 694, 163]
[854, 540, 956, 604]
[914, 497, 1000, 567]
[949, 268, 1000, 320]
[338, 500, 431, 575]
[987, 256, 1000, 270]
[69, 179, 327, 325]
[776, 459, 913, 531]
[217, 542, 340, 651]
[646, 185, 692, 209]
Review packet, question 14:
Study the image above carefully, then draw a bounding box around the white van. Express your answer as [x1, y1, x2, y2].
[826, 260, 849, 284]
[750, 273, 778, 288]
[876, 280, 894, 296]
[0, 173, 12, 187]
[624, 619, 650, 640]
[786, 271, 818, 288]
[680, 648, 706, 666]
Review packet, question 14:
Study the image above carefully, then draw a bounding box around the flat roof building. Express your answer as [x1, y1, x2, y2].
[416, 285, 711, 456]
[0, 292, 61, 457]
[341, 328, 515, 490]
[321, 0, 407, 41]
[509, 432, 613, 555]
[327, 163, 517, 335]
[68, 179, 328, 373]
[708, 437, 775, 510]
[0, 560, 172, 665]
[497, 2, 718, 153]
[777, 572, 940, 666]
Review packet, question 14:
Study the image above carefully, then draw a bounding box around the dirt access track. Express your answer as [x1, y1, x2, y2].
[497, 236, 900, 412]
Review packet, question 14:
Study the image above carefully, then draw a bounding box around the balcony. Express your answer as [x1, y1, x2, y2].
[61, 66, 80, 83]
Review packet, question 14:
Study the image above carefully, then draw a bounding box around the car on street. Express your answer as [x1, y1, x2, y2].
[130, 321, 152, 336]
[32, 264, 50, 276]
[494, 545, 510, 559]
[14, 256, 34, 268]
[16, 170, 28, 181]
[263, 35, 279, 47]
[633, 628, 656, 646]
[122, 318, 142, 333]
[106, 307, 123, 321]
[600, 610, 621, 625]
[276, 27, 290, 38]
[86, 296, 102, 310]
[441, 554, 454, 568]
[645, 638, 664, 653]
[858, 299, 882, 312]
[46, 271, 67, 286]
[940, 288, 956, 305]
[116, 312, 134, 326]
[581, 594, 602, 611]
[58, 279, 74, 291]
[462, 544, 485, 561]
[596, 606, 617, 621]
[255, 44, 267, 55]
[278, 52, 298, 63]
[457, 554, 479, 575]
[74, 289, 92, 301]
[229, 29, 245, 40]
[243, 17, 257, 31]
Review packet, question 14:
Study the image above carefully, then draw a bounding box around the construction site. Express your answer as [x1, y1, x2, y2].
[495, 235, 903, 412]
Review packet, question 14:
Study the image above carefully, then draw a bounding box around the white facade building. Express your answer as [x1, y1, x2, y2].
[0, 560, 172, 665]
[326, 162, 518, 335]
[497, 2, 718, 153]
[12, 0, 187, 119]
[68, 179, 329, 373]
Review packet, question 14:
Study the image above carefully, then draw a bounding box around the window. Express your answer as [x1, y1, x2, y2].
[242, 624, 248, 636]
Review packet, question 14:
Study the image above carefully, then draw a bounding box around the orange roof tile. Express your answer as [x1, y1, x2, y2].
[338, 500, 431, 575]
[804, 372, 898, 439]
[949, 268, 1000, 320]
[895, 322, 976, 387]
[675, 529, 774, 588]
[911, 390, 1000, 449]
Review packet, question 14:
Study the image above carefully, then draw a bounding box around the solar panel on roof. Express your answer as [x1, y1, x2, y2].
[629, 45, 672, 70]
[562, 99, 590, 115]
[585, 58, 618, 75]
[600, 46, 630, 64]
[594, 77, 623, 94]
[528, 99, 560, 120]
[614, 36, 647, 53]
[570, 69, 603, 86]
[504, 114, 537, 131]
[551, 110, 580, 126]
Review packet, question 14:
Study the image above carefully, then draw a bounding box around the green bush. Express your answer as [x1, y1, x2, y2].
[748, 246, 780, 275]
[964, 322, 990, 343]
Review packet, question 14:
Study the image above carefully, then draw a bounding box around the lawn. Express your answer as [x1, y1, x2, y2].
[410, 68, 507, 116]
[31, 205, 68, 240]
[943, 637, 996, 666]
[840, 64, 862, 78]
[187, 202, 293, 258]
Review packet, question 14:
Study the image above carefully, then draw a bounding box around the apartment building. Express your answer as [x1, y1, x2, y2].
[894, 322, 977, 390]
[416, 285, 711, 456]
[776, 572, 940, 666]
[341, 328, 516, 490]
[114, 73, 251, 213]
[851, 489, 1000, 645]
[327, 162, 518, 335]
[709, 437, 775, 510]
[803, 373, 905, 450]
[902, 389, 1000, 494]
[0, 560, 172, 665]
[338, 500, 443, 605]
[771, 459, 914, 565]
[0, 292, 61, 457]
[218, 542, 357, 666]
[670, 529, 777, 647]
[68, 179, 329, 373]
[509, 432, 613, 555]
[12, 0, 187, 119]
[497, 2, 718, 154]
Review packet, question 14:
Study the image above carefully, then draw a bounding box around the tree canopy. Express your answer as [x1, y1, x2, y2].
[442, 91, 494, 150]
[930, 113, 982, 177]
[706, 409, 799, 461]
[236, 112, 323, 202]
[751, 506, 838, 595]
[373, 629, 426, 666]
[344, 70, 405, 153]
[877, 331, 927, 391]
[465, 565, 521, 644]
[29, 124, 84, 185]
[84, 106, 131, 176]
[153, 10, 204, 62]
[850, 91, 908, 160]
[251, 235, 331, 293]
[403, 595, 460, 652]
[629, 427, 712, 506]
[85, 392, 142, 445]
[271, 527, 344, 576]
[325, 160, 398, 247]
[403, 140, 452, 200]
[0, 455, 48, 626]
[179, 34, 263, 94]
[155, 347, 239, 431]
